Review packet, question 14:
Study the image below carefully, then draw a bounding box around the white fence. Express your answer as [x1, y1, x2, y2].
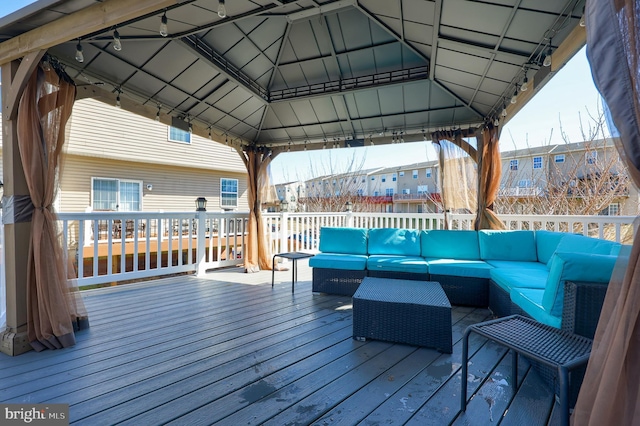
[53, 211, 637, 287]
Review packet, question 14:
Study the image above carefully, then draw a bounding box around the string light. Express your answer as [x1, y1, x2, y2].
[510, 86, 518, 104]
[113, 28, 122, 51]
[155, 104, 161, 121]
[160, 12, 168, 37]
[218, 0, 226, 18]
[115, 93, 121, 108]
[75, 40, 84, 63]
[501, 102, 508, 117]
[520, 74, 529, 92]
[543, 40, 552, 67]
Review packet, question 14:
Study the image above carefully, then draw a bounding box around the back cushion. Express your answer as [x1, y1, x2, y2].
[368, 228, 421, 256]
[554, 234, 621, 257]
[421, 230, 480, 260]
[478, 230, 537, 261]
[535, 230, 568, 264]
[318, 227, 368, 255]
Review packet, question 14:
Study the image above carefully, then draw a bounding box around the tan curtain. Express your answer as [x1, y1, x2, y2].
[239, 147, 276, 272]
[474, 125, 505, 230]
[432, 131, 478, 229]
[572, 0, 640, 424]
[17, 61, 88, 351]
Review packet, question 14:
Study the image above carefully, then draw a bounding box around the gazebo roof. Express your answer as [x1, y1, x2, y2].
[0, 0, 586, 151]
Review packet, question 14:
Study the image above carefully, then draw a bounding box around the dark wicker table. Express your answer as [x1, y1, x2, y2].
[271, 252, 315, 293]
[461, 315, 593, 426]
[352, 277, 452, 353]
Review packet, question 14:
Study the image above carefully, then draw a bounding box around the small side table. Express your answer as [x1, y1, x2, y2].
[461, 315, 592, 426]
[272, 252, 315, 293]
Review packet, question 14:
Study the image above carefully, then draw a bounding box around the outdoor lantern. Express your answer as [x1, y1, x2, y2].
[280, 199, 288, 212]
[195, 197, 207, 211]
[345, 201, 353, 212]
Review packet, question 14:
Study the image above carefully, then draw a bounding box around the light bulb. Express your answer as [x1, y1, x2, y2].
[160, 13, 168, 37]
[113, 29, 122, 51]
[543, 45, 552, 67]
[218, 0, 226, 18]
[75, 42, 84, 63]
[579, 14, 586, 27]
[155, 111, 160, 122]
[494, 118, 500, 126]
[116, 94, 121, 108]
[510, 92, 517, 104]
[501, 103, 508, 117]
[520, 76, 528, 92]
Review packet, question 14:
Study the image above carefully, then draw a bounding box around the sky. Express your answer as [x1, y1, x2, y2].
[0, 2, 604, 184]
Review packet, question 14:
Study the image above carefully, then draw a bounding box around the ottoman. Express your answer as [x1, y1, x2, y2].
[352, 277, 452, 353]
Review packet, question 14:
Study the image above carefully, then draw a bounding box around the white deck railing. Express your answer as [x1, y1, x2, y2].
[56, 211, 637, 287]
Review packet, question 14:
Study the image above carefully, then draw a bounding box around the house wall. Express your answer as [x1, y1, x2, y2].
[60, 155, 248, 212]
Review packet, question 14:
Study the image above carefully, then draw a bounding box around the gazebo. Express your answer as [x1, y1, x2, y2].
[1, 0, 638, 423]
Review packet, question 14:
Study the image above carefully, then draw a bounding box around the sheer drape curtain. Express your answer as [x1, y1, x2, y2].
[17, 62, 88, 351]
[572, 0, 640, 423]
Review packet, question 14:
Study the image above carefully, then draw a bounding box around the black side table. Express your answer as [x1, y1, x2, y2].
[271, 252, 315, 293]
[461, 315, 592, 426]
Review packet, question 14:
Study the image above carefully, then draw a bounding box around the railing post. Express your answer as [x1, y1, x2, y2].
[196, 211, 207, 276]
[84, 206, 92, 246]
[280, 212, 289, 253]
[346, 211, 354, 228]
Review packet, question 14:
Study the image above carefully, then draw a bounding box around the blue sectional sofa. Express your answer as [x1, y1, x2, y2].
[309, 227, 624, 338]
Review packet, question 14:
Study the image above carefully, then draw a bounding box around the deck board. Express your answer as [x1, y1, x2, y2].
[0, 264, 561, 425]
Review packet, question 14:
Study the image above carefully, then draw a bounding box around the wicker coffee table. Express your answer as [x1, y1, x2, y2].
[352, 277, 452, 353]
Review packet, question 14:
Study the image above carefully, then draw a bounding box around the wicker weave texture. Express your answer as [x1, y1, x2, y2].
[353, 277, 452, 353]
[312, 268, 365, 296]
[430, 274, 489, 307]
[562, 281, 607, 339]
[488, 280, 513, 318]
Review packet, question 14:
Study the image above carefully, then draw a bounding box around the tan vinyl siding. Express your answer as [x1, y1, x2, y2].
[60, 155, 248, 212]
[66, 99, 245, 173]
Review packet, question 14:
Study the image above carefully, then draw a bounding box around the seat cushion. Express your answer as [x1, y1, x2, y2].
[421, 230, 480, 260]
[318, 227, 368, 255]
[367, 228, 422, 256]
[425, 258, 493, 279]
[542, 252, 618, 317]
[489, 267, 548, 293]
[485, 260, 548, 272]
[535, 230, 569, 265]
[309, 253, 368, 270]
[366, 255, 428, 274]
[478, 230, 537, 261]
[510, 288, 561, 329]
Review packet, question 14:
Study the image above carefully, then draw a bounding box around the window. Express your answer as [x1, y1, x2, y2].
[381, 175, 386, 183]
[412, 170, 418, 179]
[168, 126, 191, 144]
[426, 168, 432, 178]
[374, 191, 379, 196]
[221, 178, 238, 208]
[586, 151, 597, 165]
[399, 171, 405, 177]
[392, 174, 397, 182]
[361, 177, 366, 183]
[608, 203, 620, 215]
[371, 177, 375, 181]
[402, 188, 410, 194]
[92, 178, 141, 211]
[357, 189, 364, 196]
[555, 154, 565, 163]
[417, 185, 428, 194]
[385, 188, 394, 196]
[510, 159, 518, 171]
[518, 179, 532, 188]
[533, 156, 542, 169]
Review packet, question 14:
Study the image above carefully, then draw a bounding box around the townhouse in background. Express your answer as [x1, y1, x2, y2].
[0, 98, 249, 213]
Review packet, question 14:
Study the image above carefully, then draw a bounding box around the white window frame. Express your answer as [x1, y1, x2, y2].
[555, 154, 565, 163]
[402, 188, 410, 194]
[533, 156, 543, 169]
[220, 178, 238, 209]
[385, 188, 394, 196]
[91, 177, 142, 211]
[168, 126, 191, 144]
[609, 203, 620, 215]
[399, 171, 405, 177]
[518, 179, 532, 188]
[412, 170, 418, 179]
[510, 159, 518, 171]
[426, 168, 432, 178]
[392, 174, 397, 182]
[381, 175, 386, 183]
[586, 151, 597, 165]
[417, 185, 428, 194]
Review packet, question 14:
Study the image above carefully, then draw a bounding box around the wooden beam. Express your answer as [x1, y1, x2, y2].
[4, 50, 45, 120]
[0, 0, 179, 65]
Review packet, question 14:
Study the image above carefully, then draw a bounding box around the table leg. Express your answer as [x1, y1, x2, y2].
[272, 255, 277, 287]
[291, 259, 296, 293]
[461, 328, 471, 411]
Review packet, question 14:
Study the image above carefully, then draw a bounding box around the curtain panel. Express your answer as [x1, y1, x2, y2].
[474, 125, 505, 230]
[17, 61, 88, 351]
[572, 0, 640, 424]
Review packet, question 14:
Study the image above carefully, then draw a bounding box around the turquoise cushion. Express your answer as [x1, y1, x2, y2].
[368, 228, 421, 256]
[425, 258, 493, 279]
[318, 227, 368, 255]
[367, 255, 428, 274]
[485, 260, 548, 272]
[478, 230, 537, 261]
[309, 253, 368, 270]
[489, 268, 548, 293]
[542, 252, 618, 317]
[554, 234, 621, 257]
[510, 288, 561, 329]
[421, 230, 480, 260]
[535, 230, 568, 264]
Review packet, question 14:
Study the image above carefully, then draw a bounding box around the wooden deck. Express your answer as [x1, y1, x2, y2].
[0, 264, 563, 425]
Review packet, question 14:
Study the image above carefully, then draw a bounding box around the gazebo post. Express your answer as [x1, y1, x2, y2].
[0, 54, 42, 355]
